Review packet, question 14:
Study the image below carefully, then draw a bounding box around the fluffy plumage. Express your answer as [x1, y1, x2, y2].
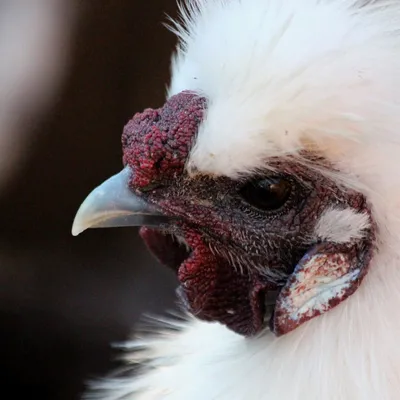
[87, 1, 400, 399]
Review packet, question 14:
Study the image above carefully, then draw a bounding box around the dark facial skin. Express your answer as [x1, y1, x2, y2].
[122, 91, 375, 336]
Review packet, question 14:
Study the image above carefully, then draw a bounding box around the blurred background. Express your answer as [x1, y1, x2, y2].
[0, 1, 179, 399]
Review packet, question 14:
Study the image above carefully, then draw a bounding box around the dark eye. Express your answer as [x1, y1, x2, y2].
[239, 177, 291, 211]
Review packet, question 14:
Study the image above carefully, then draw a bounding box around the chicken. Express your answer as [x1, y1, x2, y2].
[72, 0, 400, 399]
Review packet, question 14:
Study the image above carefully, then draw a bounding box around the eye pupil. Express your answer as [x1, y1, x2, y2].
[240, 177, 291, 211]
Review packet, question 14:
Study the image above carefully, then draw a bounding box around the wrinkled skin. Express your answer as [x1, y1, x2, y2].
[122, 91, 375, 336]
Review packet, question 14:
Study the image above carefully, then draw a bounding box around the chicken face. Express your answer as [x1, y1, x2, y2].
[72, 91, 375, 337]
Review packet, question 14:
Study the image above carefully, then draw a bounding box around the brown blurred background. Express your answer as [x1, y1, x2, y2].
[0, 1, 180, 399]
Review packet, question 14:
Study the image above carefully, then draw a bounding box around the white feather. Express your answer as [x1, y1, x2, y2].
[314, 207, 371, 243]
[91, 1, 400, 398]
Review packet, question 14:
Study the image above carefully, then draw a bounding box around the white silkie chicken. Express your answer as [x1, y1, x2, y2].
[72, 1, 400, 399]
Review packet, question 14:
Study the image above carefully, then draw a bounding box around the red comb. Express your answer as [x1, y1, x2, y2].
[122, 91, 206, 188]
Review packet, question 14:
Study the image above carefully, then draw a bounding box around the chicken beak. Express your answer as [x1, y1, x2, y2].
[71, 166, 168, 236]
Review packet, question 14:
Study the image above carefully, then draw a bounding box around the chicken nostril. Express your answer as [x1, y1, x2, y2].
[139, 181, 165, 193]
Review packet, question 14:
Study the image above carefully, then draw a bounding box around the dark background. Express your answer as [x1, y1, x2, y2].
[0, 1, 180, 398]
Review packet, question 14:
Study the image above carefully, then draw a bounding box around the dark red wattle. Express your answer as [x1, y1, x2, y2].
[140, 226, 269, 336]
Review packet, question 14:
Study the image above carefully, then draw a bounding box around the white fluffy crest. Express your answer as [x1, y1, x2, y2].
[90, 1, 400, 399]
[169, 0, 400, 180]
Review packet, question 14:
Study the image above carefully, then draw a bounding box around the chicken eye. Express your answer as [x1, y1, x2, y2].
[239, 177, 291, 211]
